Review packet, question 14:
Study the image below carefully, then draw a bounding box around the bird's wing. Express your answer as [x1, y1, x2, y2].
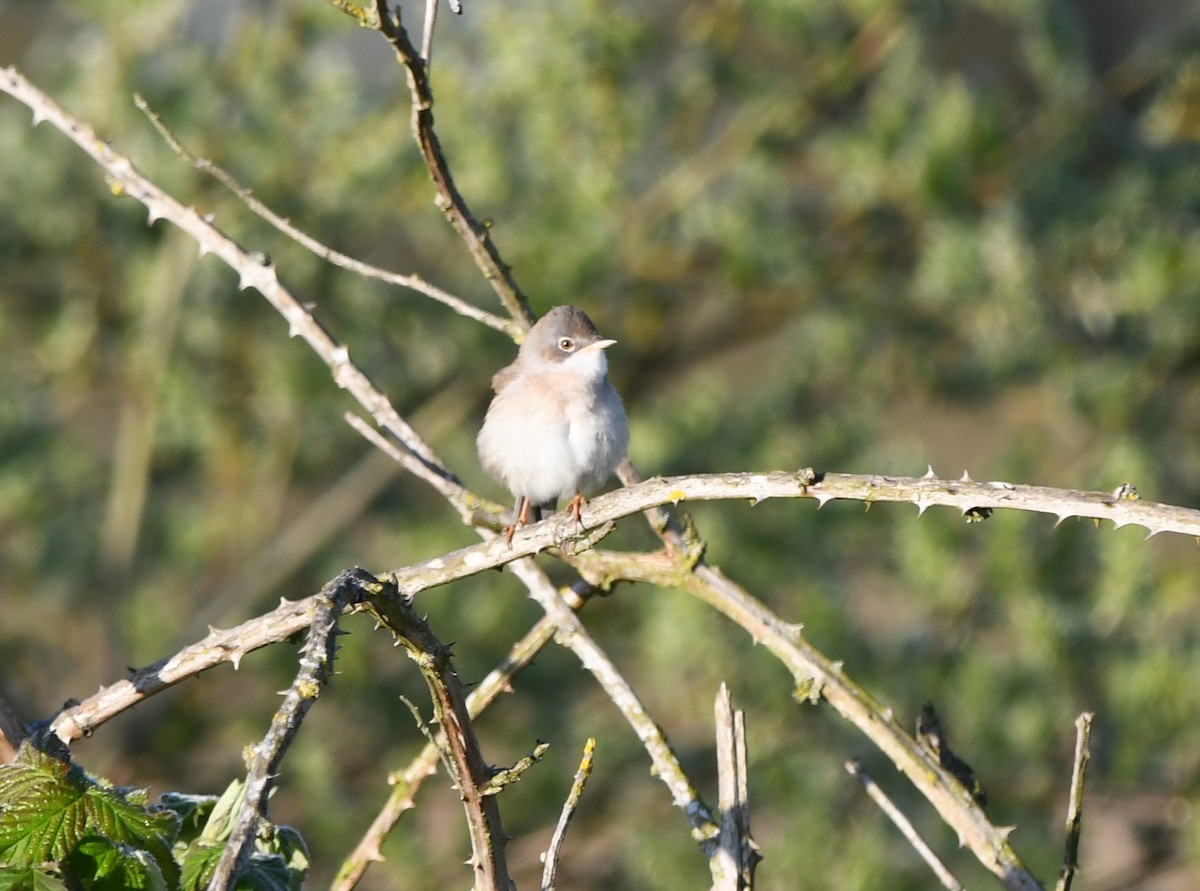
[491, 362, 520, 393]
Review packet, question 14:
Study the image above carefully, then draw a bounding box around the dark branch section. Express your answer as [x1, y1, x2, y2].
[364, 578, 512, 891]
[208, 569, 371, 891]
[372, 0, 535, 327]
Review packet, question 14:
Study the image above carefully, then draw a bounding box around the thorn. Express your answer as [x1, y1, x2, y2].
[203, 211, 216, 224]
[923, 465, 937, 479]
[1143, 527, 1163, 540]
[882, 707, 894, 722]
[998, 825, 1017, 839]
[815, 493, 834, 509]
[959, 469, 972, 482]
[1111, 482, 1139, 501]
[31, 108, 46, 126]
[915, 500, 929, 516]
[238, 273, 254, 291]
[146, 205, 163, 226]
[1054, 514, 1070, 528]
[230, 651, 244, 670]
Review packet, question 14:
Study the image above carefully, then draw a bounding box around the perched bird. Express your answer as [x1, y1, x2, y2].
[477, 306, 628, 540]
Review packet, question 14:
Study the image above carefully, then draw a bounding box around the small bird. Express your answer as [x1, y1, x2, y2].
[477, 306, 629, 540]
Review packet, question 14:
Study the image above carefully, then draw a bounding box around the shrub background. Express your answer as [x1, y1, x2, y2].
[2, 1, 1200, 888]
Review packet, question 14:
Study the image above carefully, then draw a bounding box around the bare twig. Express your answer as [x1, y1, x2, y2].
[366, 0, 535, 326]
[364, 578, 511, 891]
[132, 94, 517, 338]
[845, 758, 964, 891]
[0, 65, 457, 490]
[1055, 712, 1094, 891]
[421, 0, 438, 64]
[541, 737, 596, 891]
[505, 557, 721, 856]
[714, 684, 759, 891]
[579, 551, 1043, 891]
[207, 569, 368, 891]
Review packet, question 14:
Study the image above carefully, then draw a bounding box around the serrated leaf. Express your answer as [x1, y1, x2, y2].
[0, 865, 69, 891]
[0, 744, 179, 888]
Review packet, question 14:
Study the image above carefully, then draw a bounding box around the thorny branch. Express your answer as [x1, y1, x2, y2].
[362, 578, 511, 891]
[359, 0, 535, 327]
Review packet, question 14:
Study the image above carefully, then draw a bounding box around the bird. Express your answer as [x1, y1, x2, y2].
[477, 306, 629, 541]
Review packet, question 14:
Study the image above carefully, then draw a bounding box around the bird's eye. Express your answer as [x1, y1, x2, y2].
[558, 337, 575, 352]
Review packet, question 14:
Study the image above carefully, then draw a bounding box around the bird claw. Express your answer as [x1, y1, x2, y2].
[567, 492, 587, 523]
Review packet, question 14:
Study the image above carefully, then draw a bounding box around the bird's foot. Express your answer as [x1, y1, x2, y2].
[566, 491, 587, 524]
[502, 497, 532, 545]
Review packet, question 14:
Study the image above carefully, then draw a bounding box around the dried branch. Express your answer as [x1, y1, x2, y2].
[363, 578, 511, 891]
[713, 684, 759, 891]
[622, 555, 1041, 891]
[420, 0, 439, 64]
[541, 737, 596, 891]
[207, 569, 369, 891]
[365, 0, 535, 326]
[505, 557, 721, 855]
[50, 596, 322, 744]
[131, 94, 518, 338]
[845, 758, 964, 891]
[0, 65, 458, 494]
[1055, 712, 1094, 891]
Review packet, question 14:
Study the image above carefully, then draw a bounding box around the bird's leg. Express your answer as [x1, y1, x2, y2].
[503, 495, 532, 544]
[566, 491, 587, 524]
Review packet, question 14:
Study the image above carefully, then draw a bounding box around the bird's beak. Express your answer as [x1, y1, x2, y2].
[585, 338, 617, 351]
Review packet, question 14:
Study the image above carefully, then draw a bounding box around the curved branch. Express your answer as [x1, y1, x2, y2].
[132, 94, 519, 339]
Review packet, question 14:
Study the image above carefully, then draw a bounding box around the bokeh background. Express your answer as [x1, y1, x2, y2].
[3, 0, 1200, 888]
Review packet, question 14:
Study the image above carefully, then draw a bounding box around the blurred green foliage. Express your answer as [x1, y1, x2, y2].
[2, 0, 1200, 888]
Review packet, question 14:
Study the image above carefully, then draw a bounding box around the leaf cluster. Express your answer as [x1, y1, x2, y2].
[0, 743, 306, 891]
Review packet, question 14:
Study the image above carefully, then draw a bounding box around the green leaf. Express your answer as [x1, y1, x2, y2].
[0, 744, 180, 888]
[178, 842, 222, 891]
[62, 836, 168, 891]
[157, 794, 217, 845]
[0, 865, 69, 891]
